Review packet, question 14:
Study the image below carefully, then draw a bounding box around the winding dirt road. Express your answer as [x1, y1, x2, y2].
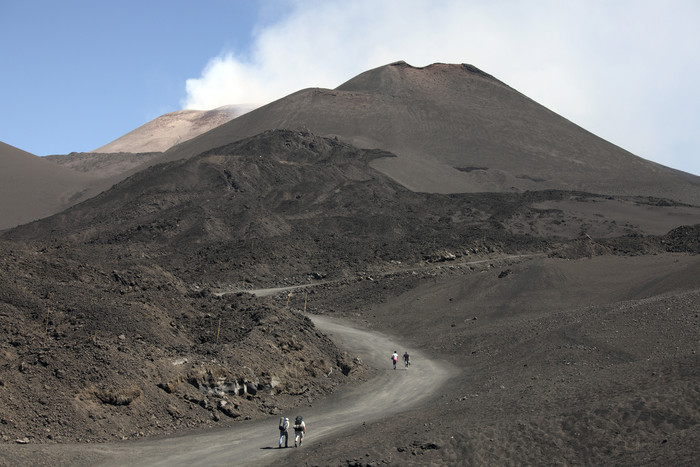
[2, 314, 453, 466]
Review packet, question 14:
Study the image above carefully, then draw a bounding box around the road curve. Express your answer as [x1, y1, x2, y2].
[2, 314, 453, 466]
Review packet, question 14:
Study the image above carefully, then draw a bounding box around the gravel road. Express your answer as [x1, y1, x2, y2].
[1, 314, 453, 466]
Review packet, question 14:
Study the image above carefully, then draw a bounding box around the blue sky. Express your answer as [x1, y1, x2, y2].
[0, 0, 287, 153]
[1, 0, 699, 176]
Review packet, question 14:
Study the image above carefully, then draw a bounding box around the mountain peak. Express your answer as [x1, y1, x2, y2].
[388, 60, 492, 76]
[166, 60, 699, 204]
[336, 60, 506, 95]
[92, 104, 254, 154]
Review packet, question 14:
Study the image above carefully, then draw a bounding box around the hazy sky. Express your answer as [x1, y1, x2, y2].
[2, 0, 698, 175]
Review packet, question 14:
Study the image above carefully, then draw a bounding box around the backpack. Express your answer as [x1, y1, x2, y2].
[294, 415, 303, 430]
[279, 417, 289, 431]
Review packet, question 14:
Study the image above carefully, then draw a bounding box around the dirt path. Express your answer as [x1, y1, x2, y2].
[1, 315, 453, 466]
[215, 254, 542, 298]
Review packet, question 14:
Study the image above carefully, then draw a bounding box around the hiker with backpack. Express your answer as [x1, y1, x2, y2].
[293, 415, 306, 447]
[392, 351, 398, 370]
[278, 416, 290, 448]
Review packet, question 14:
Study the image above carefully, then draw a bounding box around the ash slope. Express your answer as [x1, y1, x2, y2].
[162, 61, 700, 204]
[2, 131, 400, 444]
[0, 142, 103, 231]
[1, 106, 251, 232]
[10, 129, 700, 286]
[2, 129, 699, 460]
[3, 130, 549, 292]
[41, 106, 255, 209]
[1, 128, 699, 466]
[288, 255, 700, 467]
[4, 61, 699, 233]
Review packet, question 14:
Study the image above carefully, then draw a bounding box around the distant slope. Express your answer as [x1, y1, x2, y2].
[9, 129, 700, 271]
[0, 142, 102, 230]
[92, 105, 254, 153]
[0, 106, 254, 230]
[4, 61, 699, 232]
[46, 151, 163, 179]
[160, 61, 700, 204]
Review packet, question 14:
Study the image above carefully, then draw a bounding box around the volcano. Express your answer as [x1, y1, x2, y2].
[161, 61, 700, 203]
[0, 62, 698, 466]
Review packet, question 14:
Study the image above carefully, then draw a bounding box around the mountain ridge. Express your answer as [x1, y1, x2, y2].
[156, 61, 700, 204]
[4, 61, 699, 232]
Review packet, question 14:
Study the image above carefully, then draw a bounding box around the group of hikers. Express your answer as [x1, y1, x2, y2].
[391, 350, 410, 369]
[278, 415, 306, 448]
[276, 350, 411, 449]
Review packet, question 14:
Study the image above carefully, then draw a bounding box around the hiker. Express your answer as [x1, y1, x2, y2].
[278, 416, 290, 448]
[403, 351, 410, 368]
[293, 415, 306, 447]
[392, 351, 398, 370]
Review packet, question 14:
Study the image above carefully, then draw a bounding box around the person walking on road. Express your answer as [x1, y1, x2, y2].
[403, 351, 410, 368]
[392, 351, 398, 370]
[278, 416, 290, 448]
[293, 415, 306, 447]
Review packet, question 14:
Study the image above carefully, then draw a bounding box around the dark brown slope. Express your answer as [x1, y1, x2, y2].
[45, 152, 163, 179]
[0, 142, 103, 231]
[1, 130, 549, 287]
[5, 61, 697, 233]
[289, 255, 700, 466]
[1, 130, 699, 463]
[0, 107, 252, 231]
[0, 131, 401, 444]
[0, 129, 559, 445]
[158, 61, 700, 204]
[10, 130, 699, 286]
